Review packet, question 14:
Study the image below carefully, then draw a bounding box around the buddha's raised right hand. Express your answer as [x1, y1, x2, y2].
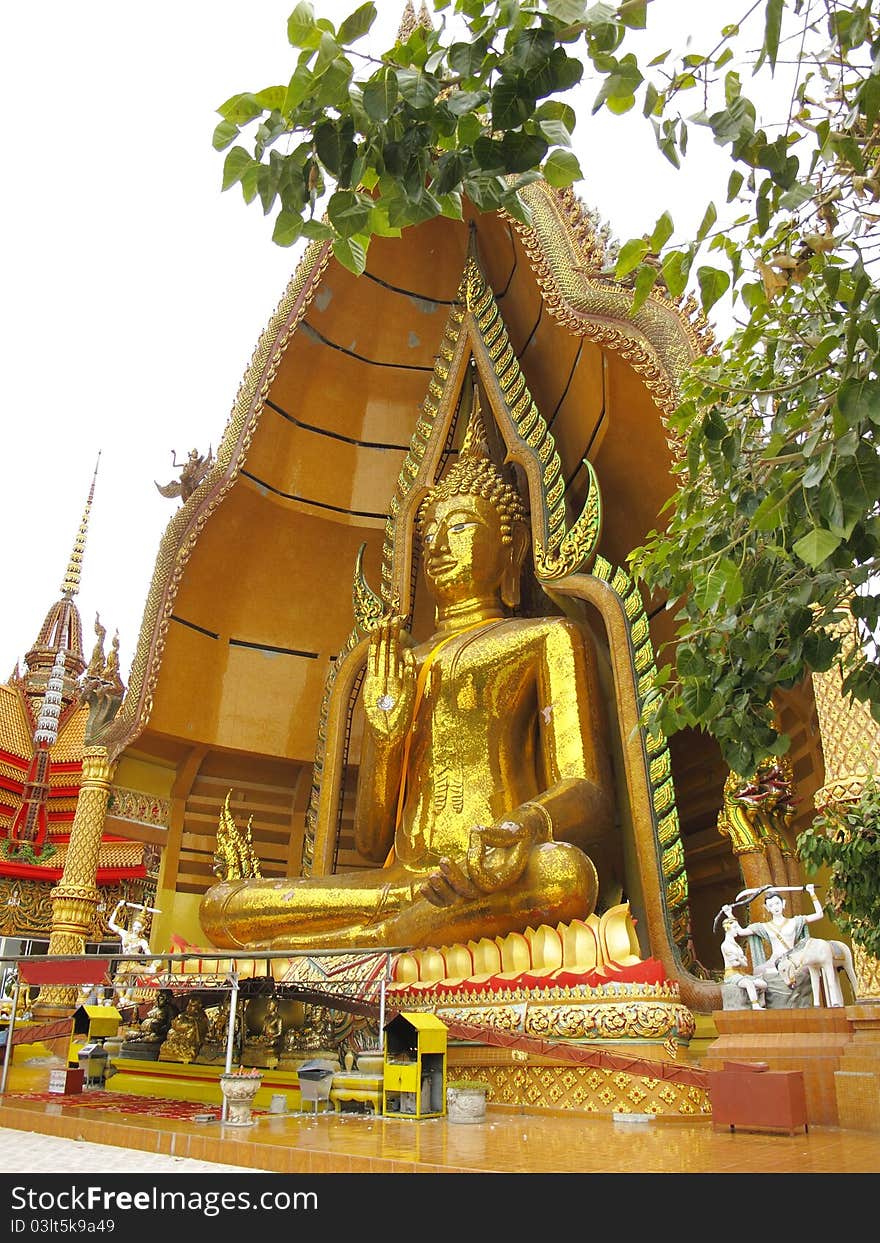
[362, 613, 416, 745]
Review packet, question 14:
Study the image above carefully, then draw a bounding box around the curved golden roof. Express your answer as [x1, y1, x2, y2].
[110, 183, 706, 767]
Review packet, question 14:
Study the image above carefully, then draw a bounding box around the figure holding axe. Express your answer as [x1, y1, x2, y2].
[108, 900, 162, 1007]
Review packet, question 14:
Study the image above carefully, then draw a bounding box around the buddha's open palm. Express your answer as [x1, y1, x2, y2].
[362, 613, 416, 744]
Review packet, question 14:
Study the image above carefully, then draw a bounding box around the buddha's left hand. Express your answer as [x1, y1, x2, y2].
[419, 819, 535, 907]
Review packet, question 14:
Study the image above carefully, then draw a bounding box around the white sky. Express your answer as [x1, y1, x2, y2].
[0, 2, 767, 682]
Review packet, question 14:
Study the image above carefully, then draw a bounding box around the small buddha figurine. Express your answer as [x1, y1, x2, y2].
[200, 394, 614, 952]
[122, 988, 175, 1046]
[195, 995, 244, 1063]
[242, 997, 283, 1067]
[158, 996, 209, 1064]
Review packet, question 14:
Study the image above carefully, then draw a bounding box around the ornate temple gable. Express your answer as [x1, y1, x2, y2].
[112, 182, 704, 764]
[509, 183, 711, 431]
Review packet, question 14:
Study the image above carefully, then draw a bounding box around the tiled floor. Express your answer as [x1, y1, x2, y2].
[2, 1093, 880, 1174]
[0, 1124, 269, 1173]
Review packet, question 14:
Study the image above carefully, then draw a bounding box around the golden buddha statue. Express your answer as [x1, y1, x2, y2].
[201, 394, 615, 953]
[121, 987, 175, 1048]
[195, 995, 244, 1064]
[158, 996, 208, 1064]
[242, 996, 283, 1068]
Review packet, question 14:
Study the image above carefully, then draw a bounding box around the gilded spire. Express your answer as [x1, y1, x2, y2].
[460, 385, 490, 461]
[398, 1, 417, 39]
[398, 1, 431, 40]
[22, 457, 100, 701]
[61, 453, 100, 599]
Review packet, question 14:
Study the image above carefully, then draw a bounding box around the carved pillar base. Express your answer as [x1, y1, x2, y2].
[33, 884, 102, 1015]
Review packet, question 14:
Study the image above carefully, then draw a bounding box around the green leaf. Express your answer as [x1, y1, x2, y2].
[726, 169, 744, 201]
[314, 117, 356, 179]
[620, 0, 647, 29]
[615, 237, 649, 278]
[650, 211, 673, 252]
[660, 248, 693, 298]
[542, 148, 582, 187]
[313, 31, 342, 78]
[255, 86, 286, 111]
[534, 100, 577, 131]
[363, 68, 398, 121]
[606, 93, 636, 115]
[221, 146, 253, 191]
[397, 68, 440, 109]
[271, 210, 304, 247]
[327, 189, 372, 237]
[803, 442, 833, 489]
[449, 38, 489, 80]
[837, 378, 880, 427]
[793, 527, 842, 568]
[446, 89, 490, 118]
[288, 2, 317, 49]
[546, 0, 588, 20]
[301, 218, 335, 241]
[491, 79, 534, 131]
[212, 120, 239, 152]
[499, 130, 548, 174]
[631, 263, 659, 314]
[696, 201, 717, 243]
[216, 92, 265, 125]
[537, 117, 573, 147]
[763, 0, 784, 72]
[284, 63, 315, 112]
[333, 234, 368, 275]
[457, 113, 483, 147]
[337, 2, 376, 46]
[438, 191, 464, 220]
[697, 265, 730, 314]
[694, 564, 728, 611]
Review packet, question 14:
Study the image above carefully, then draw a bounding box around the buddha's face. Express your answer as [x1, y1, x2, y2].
[765, 894, 785, 917]
[421, 493, 511, 604]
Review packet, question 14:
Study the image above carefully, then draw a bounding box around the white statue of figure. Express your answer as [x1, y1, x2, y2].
[107, 900, 161, 1006]
[721, 884, 855, 1007]
[108, 899, 152, 958]
[720, 917, 768, 1009]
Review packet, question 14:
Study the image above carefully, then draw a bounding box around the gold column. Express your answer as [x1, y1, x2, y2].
[35, 746, 116, 1015]
[812, 621, 880, 1000]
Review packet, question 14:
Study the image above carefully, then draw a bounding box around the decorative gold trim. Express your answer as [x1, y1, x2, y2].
[106, 238, 334, 760]
[811, 616, 880, 811]
[544, 562, 720, 1013]
[507, 183, 711, 431]
[447, 1061, 710, 1117]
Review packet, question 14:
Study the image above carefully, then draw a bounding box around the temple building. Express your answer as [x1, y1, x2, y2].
[0, 470, 157, 952]
[3, 184, 837, 973]
[2, 169, 878, 1132]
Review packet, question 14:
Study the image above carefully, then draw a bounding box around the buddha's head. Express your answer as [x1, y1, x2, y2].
[417, 392, 528, 609]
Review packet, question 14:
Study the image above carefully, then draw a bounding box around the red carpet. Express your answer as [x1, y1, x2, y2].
[9, 1091, 249, 1120]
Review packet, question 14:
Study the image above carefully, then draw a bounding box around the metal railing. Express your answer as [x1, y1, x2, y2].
[0, 947, 397, 1118]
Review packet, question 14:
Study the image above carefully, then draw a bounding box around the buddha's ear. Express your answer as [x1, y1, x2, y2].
[501, 520, 529, 610]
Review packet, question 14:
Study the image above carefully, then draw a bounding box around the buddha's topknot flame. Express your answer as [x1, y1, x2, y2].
[417, 390, 526, 545]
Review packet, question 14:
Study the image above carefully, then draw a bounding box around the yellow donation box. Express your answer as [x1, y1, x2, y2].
[73, 1006, 122, 1040]
[383, 1012, 447, 1119]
